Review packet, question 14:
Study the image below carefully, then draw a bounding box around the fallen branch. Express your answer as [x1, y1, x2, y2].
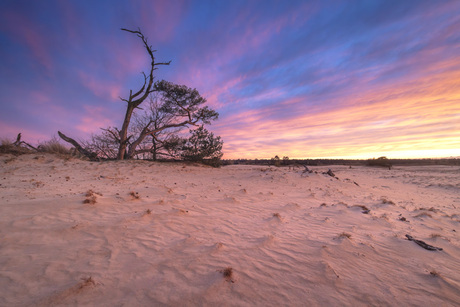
[302, 164, 312, 174]
[405, 234, 443, 251]
[58, 131, 98, 161]
[13, 133, 38, 150]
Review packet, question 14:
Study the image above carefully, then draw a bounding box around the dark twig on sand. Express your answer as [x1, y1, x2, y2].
[406, 234, 443, 251]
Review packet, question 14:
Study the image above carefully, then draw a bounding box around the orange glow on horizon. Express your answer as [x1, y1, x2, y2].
[219, 59, 460, 160]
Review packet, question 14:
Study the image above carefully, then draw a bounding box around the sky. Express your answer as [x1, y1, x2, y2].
[1, 0, 459, 159]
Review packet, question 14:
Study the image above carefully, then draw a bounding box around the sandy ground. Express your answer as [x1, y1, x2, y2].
[0, 153, 459, 306]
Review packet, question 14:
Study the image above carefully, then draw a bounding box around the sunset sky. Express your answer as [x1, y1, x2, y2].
[1, 0, 459, 159]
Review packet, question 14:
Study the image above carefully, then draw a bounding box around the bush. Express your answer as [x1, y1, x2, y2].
[367, 156, 392, 169]
[181, 126, 223, 166]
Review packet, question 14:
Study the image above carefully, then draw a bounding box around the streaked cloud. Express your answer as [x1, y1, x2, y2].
[1, 0, 459, 158]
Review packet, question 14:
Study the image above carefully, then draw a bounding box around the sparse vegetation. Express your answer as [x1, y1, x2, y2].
[367, 156, 392, 169]
[0, 134, 82, 159]
[130, 191, 140, 199]
[271, 155, 281, 167]
[83, 190, 101, 204]
[56, 28, 223, 163]
[83, 196, 97, 204]
[37, 137, 71, 155]
[219, 267, 234, 282]
[273, 213, 281, 218]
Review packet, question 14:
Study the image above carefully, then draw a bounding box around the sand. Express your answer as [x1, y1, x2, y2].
[0, 153, 459, 306]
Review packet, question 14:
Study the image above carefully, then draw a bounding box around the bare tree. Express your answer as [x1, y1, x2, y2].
[81, 128, 120, 159]
[117, 28, 171, 160]
[58, 27, 222, 161]
[130, 93, 181, 160]
[58, 28, 170, 160]
[124, 80, 218, 159]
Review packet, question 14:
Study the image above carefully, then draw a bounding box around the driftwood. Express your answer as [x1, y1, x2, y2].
[58, 131, 98, 161]
[13, 133, 38, 150]
[406, 234, 443, 251]
[302, 164, 312, 174]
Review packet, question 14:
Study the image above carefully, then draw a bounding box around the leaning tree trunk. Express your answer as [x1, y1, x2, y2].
[58, 131, 98, 160]
[117, 28, 170, 160]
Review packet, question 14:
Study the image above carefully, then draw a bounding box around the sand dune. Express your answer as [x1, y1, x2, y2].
[1, 154, 459, 306]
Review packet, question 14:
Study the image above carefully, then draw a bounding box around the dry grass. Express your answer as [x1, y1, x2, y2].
[273, 213, 281, 218]
[38, 138, 71, 155]
[0, 141, 32, 155]
[430, 233, 442, 239]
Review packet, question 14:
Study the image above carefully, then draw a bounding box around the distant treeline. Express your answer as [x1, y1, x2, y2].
[222, 158, 460, 167]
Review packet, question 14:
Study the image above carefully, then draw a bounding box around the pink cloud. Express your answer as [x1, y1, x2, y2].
[78, 71, 123, 101]
[215, 60, 460, 159]
[76, 105, 116, 134]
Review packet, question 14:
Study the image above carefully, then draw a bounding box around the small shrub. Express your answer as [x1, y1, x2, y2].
[367, 156, 392, 169]
[273, 213, 281, 218]
[271, 155, 281, 167]
[219, 267, 234, 282]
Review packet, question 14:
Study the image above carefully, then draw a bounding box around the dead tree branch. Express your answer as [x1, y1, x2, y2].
[116, 28, 171, 160]
[58, 131, 98, 160]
